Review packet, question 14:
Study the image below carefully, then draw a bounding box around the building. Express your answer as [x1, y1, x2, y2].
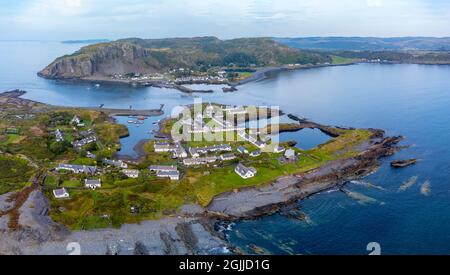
[85, 179, 101, 189]
[238, 131, 266, 149]
[72, 135, 97, 148]
[172, 146, 188, 159]
[235, 163, 257, 179]
[250, 150, 262, 157]
[154, 142, 174, 152]
[156, 170, 180, 181]
[56, 164, 97, 174]
[103, 158, 128, 169]
[220, 153, 236, 161]
[149, 165, 178, 172]
[122, 169, 140, 178]
[55, 129, 64, 142]
[183, 157, 217, 166]
[154, 142, 188, 159]
[53, 188, 70, 199]
[223, 106, 247, 115]
[71, 115, 81, 125]
[274, 146, 286, 153]
[285, 149, 296, 160]
[189, 144, 232, 158]
[80, 129, 95, 137]
[86, 151, 97, 159]
[237, 146, 249, 154]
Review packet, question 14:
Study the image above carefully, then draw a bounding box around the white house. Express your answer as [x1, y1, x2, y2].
[237, 146, 249, 154]
[157, 170, 180, 181]
[235, 163, 257, 179]
[285, 149, 296, 160]
[183, 157, 218, 166]
[149, 165, 178, 172]
[71, 115, 81, 125]
[250, 150, 262, 157]
[122, 169, 140, 178]
[56, 164, 97, 174]
[53, 188, 70, 199]
[103, 158, 128, 169]
[85, 179, 102, 189]
[55, 129, 64, 142]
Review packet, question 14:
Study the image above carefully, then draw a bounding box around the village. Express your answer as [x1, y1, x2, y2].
[51, 104, 299, 202]
[0, 91, 373, 230]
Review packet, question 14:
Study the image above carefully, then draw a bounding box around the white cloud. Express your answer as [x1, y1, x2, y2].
[366, 0, 383, 7]
[3, 0, 450, 40]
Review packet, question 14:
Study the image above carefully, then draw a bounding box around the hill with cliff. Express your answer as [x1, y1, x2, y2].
[38, 37, 330, 80]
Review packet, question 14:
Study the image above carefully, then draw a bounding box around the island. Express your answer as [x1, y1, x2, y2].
[38, 37, 450, 95]
[0, 90, 405, 255]
[37, 37, 347, 93]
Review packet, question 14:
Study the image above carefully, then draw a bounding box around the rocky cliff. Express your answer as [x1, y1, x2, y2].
[38, 37, 331, 80]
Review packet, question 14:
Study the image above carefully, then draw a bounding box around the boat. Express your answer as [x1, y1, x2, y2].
[137, 116, 146, 120]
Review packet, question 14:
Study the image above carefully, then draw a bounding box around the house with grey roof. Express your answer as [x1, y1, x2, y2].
[55, 129, 64, 142]
[56, 164, 97, 174]
[237, 146, 249, 154]
[250, 150, 262, 157]
[156, 170, 180, 181]
[85, 179, 101, 189]
[53, 188, 70, 199]
[220, 153, 236, 161]
[183, 156, 218, 166]
[122, 169, 140, 178]
[235, 163, 257, 179]
[149, 165, 178, 172]
[103, 158, 128, 169]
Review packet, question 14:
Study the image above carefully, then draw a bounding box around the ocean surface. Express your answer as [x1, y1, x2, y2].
[1, 41, 450, 255]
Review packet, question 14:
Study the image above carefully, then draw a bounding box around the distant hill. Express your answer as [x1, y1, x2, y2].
[39, 37, 330, 79]
[275, 37, 450, 51]
[61, 39, 110, 44]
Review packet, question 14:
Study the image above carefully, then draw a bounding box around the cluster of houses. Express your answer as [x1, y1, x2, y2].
[52, 108, 298, 200]
[174, 75, 227, 84]
[181, 104, 248, 134]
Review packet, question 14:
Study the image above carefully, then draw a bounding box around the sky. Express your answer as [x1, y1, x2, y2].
[1, 0, 450, 40]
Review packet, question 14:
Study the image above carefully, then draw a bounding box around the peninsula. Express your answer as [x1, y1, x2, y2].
[0, 90, 405, 254]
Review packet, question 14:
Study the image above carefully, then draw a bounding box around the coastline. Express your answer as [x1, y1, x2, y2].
[37, 62, 360, 94]
[0, 91, 405, 254]
[0, 126, 403, 255]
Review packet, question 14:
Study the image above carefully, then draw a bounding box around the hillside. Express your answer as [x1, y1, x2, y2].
[275, 37, 450, 51]
[38, 37, 330, 80]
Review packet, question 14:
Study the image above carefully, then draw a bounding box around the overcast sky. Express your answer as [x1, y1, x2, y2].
[1, 0, 449, 40]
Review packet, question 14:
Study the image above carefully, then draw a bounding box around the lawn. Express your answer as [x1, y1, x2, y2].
[331, 55, 358, 65]
[0, 155, 35, 195]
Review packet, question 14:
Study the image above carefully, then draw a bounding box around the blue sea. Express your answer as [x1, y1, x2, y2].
[1, 41, 449, 255]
